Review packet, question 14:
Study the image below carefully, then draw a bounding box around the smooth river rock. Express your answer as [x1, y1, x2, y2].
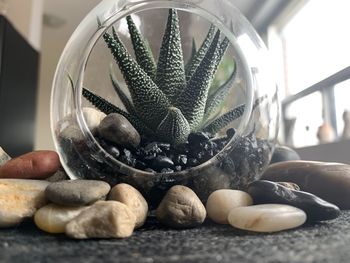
[156, 185, 206, 228]
[45, 180, 111, 206]
[34, 204, 87, 234]
[206, 189, 253, 224]
[270, 146, 300, 164]
[108, 183, 148, 228]
[65, 201, 136, 239]
[248, 180, 340, 221]
[262, 161, 350, 209]
[228, 204, 307, 233]
[98, 113, 141, 149]
[0, 151, 60, 179]
[0, 179, 50, 227]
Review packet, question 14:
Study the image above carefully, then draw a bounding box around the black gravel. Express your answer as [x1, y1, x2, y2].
[1, 212, 350, 263]
[97, 130, 236, 173]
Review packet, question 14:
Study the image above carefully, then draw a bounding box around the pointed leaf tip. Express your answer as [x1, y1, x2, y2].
[155, 8, 186, 103]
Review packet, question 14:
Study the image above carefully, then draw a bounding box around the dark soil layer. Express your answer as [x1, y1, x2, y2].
[96, 129, 236, 173]
[1, 211, 350, 263]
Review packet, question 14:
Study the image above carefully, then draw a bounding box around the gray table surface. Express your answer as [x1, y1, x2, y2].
[1, 211, 349, 263]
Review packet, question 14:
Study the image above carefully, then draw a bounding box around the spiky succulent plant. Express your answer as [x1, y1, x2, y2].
[83, 9, 251, 145]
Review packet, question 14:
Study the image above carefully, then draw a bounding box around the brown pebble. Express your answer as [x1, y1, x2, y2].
[156, 185, 206, 228]
[0, 151, 60, 179]
[108, 183, 148, 228]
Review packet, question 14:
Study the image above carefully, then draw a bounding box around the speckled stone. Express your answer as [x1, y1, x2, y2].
[45, 180, 111, 206]
[65, 201, 136, 239]
[228, 204, 307, 233]
[206, 189, 253, 224]
[156, 185, 206, 228]
[0, 179, 50, 227]
[248, 180, 340, 221]
[262, 161, 350, 209]
[108, 183, 148, 228]
[98, 113, 141, 149]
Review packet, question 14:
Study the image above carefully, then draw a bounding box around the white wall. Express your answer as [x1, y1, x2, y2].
[34, 0, 101, 150]
[3, 0, 43, 50]
[296, 139, 350, 164]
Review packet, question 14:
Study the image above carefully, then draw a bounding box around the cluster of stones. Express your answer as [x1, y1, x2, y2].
[96, 112, 233, 173]
[0, 174, 344, 237]
[0, 178, 149, 238]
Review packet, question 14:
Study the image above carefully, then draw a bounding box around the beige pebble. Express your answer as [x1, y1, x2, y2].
[108, 183, 148, 228]
[0, 179, 49, 227]
[34, 204, 87, 234]
[156, 185, 206, 228]
[65, 201, 136, 239]
[206, 189, 253, 224]
[228, 204, 307, 233]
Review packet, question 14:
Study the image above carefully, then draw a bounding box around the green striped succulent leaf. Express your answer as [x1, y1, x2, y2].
[126, 15, 157, 80]
[203, 61, 237, 120]
[175, 30, 221, 130]
[185, 24, 216, 82]
[82, 88, 154, 136]
[155, 9, 186, 103]
[109, 65, 136, 115]
[104, 31, 170, 130]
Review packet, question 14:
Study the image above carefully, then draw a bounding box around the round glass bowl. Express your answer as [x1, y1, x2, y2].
[51, 0, 279, 206]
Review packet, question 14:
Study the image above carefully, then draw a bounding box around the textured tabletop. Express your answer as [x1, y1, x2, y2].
[1, 211, 349, 263]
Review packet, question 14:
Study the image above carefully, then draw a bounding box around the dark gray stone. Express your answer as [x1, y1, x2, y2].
[262, 161, 350, 209]
[98, 113, 141, 149]
[248, 180, 340, 222]
[45, 180, 111, 206]
[270, 146, 300, 164]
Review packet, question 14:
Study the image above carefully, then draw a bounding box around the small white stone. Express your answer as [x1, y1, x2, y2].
[82, 107, 107, 134]
[65, 201, 136, 239]
[58, 107, 106, 141]
[0, 179, 50, 227]
[228, 204, 307, 233]
[0, 147, 11, 166]
[108, 184, 148, 228]
[206, 189, 253, 224]
[34, 204, 87, 234]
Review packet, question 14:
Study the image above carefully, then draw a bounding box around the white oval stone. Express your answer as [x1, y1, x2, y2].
[108, 184, 148, 228]
[34, 204, 87, 234]
[206, 189, 253, 224]
[228, 204, 307, 233]
[0, 179, 50, 227]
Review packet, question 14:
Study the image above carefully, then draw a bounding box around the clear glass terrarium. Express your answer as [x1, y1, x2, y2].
[51, 0, 279, 206]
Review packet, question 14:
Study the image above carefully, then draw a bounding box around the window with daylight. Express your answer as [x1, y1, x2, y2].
[269, 0, 350, 148]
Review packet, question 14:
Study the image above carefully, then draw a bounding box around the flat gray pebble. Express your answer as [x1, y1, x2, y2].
[45, 180, 111, 206]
